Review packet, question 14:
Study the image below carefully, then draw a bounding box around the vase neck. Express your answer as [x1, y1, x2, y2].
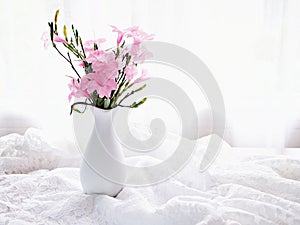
[92, 108, 113, 135]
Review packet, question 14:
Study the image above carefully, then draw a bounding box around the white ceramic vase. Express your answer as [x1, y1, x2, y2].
[80, 107, 126, 196]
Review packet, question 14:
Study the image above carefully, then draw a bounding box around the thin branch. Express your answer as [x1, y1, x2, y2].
[116, 104, 132, 108]
[116, 67, 126, 84]
[53, 44, 81, 79]
[79, 37, 86, 58]
[70, 101, 94, 115]
[63, 42, 85, 59]
[53, 44, 70, 63]
[119, 82, 133, 96]
[117, 84, 146, 106]
[75, 99, 89, 114]
[67, 52, 81, 78]
[117, 91, 134, 106]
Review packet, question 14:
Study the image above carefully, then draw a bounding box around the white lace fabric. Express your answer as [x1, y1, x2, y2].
[0, 129, 79, 175]
[1, 129, 300, 225]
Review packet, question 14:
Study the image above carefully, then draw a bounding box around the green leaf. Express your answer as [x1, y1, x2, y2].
[126, 55, 131, 65]
[104, 99, 110, 108]
[97, 97, 104, 106]
[84, 63, 93, 74]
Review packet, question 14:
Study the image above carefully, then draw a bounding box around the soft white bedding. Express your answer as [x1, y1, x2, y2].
[1, 129, 300, 225]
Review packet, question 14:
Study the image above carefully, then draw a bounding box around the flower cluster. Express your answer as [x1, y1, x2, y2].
[43, 10, 153, 114]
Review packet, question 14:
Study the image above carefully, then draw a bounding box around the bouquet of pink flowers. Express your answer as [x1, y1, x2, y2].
[43, 10, 153, 114]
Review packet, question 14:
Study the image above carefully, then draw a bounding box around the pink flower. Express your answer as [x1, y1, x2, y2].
[41, 32, 50, 49]
[111, 25, 125, 46]
[128, 44, 153, 63]
[111, 25, 154, 46]
[125, 26, 154, 45]
[80, 77, 96, 93]
[68, 78, 90, 102]
[77, 50, 121, 98]
[125, 64, 138, 81]
[97, 78, 118, 97]
[87, 52, 120, 83]
[84, 38, 106, 53]
[125, 26, 139, 33]
[134, 68, 149, 83]
[78, 61, 85, 67]
[86, 50, 105, 64]
[80, 75, 117, 98]
[41, 32, 67, 48]
[54, 34, 67, 43]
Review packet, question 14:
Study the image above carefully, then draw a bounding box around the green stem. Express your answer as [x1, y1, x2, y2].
[117, 91, 133, 106]
[119, 82, 133, 96]
[70, 101, 94, 115]
[63, 42, 85, 60]
[79, 37, 86, 58]
[117, 104, 133, 108]
[117, 84, 146, 106]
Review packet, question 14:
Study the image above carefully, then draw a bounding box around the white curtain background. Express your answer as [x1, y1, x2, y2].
[1, 0, 300, 148]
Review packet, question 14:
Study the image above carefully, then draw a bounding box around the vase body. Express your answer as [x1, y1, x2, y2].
[80, 108, 126, 196]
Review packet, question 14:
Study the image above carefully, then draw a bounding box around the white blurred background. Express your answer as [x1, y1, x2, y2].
[1, 0, 300, 148]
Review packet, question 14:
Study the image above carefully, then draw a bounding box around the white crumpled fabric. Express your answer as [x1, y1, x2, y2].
[0, 128, 80, 174]
[0, 129, 300, 225]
